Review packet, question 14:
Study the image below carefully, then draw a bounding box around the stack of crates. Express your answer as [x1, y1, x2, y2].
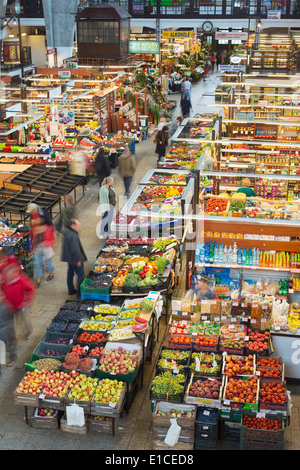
[195, 407, 219, 449]
[240, 410, 284, 450]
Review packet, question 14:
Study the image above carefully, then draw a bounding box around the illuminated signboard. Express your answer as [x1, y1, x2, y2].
[129, 41, 160, 54]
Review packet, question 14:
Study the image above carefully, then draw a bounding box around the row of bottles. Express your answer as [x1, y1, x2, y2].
[290, 253, 300, 269]
[196, 241, 291, 269]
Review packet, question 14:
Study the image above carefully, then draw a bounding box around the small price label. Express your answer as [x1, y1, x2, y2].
[109, 402, 116, 408]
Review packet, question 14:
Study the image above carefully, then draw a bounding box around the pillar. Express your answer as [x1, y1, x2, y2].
[42, 0, 80, 66]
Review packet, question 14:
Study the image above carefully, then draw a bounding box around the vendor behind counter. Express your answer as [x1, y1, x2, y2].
[235, 178, 257, 197]
[185, 276, 216, 301]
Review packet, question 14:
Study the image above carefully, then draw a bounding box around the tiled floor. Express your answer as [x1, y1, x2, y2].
[0, 71, 298, 451]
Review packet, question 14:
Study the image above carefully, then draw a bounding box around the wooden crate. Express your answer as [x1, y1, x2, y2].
[88, 415, 116, 435]
[30, 408, 62, 429]
[152, 402, 196, 430]
[14, 390, 39, 407]
[60, 414, 88, 435]
[152, 425, 194, 450]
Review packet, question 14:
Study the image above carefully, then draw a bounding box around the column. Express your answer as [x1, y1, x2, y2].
[42, 0, 80, 66]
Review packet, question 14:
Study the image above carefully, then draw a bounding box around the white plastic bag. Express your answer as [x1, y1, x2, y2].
[66, 402, 85, 427]
[164, 418, 181, 446]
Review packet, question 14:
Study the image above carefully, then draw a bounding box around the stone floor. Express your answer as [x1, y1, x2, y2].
[0, 70, 298, 452]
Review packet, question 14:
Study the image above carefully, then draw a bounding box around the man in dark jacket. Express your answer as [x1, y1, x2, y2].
[95, 148, 111, 186]
[61, 218, 87, 296]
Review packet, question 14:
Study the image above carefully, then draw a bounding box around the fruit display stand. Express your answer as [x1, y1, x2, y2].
[14, 297, 162, 434]
[80, 237, 179, 307]
[117, 170, 197, 236]
[156, 141, 207, 171]
[149, 301, 291, 449]
[171, 113, 222, 142]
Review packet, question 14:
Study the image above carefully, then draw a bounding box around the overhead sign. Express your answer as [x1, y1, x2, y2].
[162, 30, 195, 39]
[267, 10, 281, 19]
[215, 31, 248, 41]
[219, 65, 245, 72]
[129, 40, 160, 54]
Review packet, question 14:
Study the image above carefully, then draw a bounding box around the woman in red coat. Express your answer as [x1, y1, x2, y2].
[0, 258, 36, 347]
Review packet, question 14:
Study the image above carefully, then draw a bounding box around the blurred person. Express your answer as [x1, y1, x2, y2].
[183, 77, 192, 101]
[95, 147, 111, 187]
[203, 60, 210, 81]
[0, 258, 36, 342]
[69, 150, 88, 190]
[180, 93, 192, 119]
[216, 51, 222, 68]
[55, 194, 77, 233]
[31, 218, 56, 287]
[98, 176, 116, 238]
[185, 276, 215, 301]
[118, 147, 136, 198]
[0, 291, 18, 367]
[26, 202, 53, 227]
[61, 218, 87, 296]
[210, 53, 216, 71]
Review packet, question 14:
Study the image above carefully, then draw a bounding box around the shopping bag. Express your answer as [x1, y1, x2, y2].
[164, 418, 181, 446]
[66, 402, 85, 427]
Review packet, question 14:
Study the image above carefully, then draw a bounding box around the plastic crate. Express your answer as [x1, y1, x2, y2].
[40, 331, 74, 346]
[81, 292, 111, 302]
[241, 410, 284, 443]
[32, 341, 72, 359]
[80, 278, 111, 296]
[194, 407, 219, 449]
[240, 437, 283, 450]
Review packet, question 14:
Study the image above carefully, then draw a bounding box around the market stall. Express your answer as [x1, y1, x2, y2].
[148, 290, 290, 449]
[14, 291, 162, 434]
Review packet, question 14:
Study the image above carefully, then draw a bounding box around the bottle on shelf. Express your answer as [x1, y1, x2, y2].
[233, 242, 238, 264]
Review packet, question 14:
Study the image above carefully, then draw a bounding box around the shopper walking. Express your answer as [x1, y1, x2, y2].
[216, 51, 222, 69]
[98, 176, 116, 238]
[203, 60, 210, 81]
[118, 147, 136, 198]
[61, 218, 87, 296]
[169, 116, 182, 137]
[27, 202, 53, 227]
[55, 194, 77, 233]
[154, 125, 169, 163]
[180, 93, 192, 118]
[31, 218, 56, 287]
[210, 53, 216, 71]
[95, 147, 111, 187]
[0, 293, 18, 367]
[182, 77, 192, 101]
[0, 258, 36, 342]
